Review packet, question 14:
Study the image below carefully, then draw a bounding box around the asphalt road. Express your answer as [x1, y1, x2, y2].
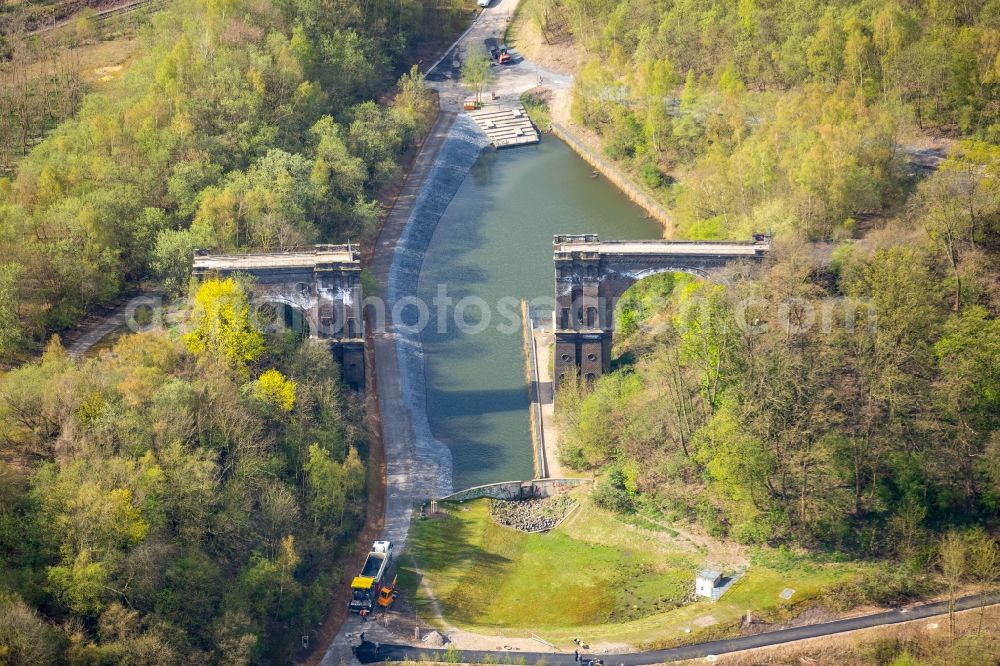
[355, 593, 1000, 664]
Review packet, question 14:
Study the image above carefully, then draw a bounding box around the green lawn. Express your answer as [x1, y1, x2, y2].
[401, 499, 694, 628]
[399, 496, 872, 649]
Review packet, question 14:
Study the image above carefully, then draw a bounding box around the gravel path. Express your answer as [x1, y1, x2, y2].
[64, 292, 162, 357]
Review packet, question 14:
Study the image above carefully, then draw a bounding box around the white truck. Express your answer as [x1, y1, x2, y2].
[348, 541, 393, 614]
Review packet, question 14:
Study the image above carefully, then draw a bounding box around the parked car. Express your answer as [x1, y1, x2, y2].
[477, 0, 490, 7]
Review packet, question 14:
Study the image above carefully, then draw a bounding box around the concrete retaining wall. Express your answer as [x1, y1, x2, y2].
[521, 300, 547, 478]
[551, 123, 674, 233]
[439, 477, 591, 503]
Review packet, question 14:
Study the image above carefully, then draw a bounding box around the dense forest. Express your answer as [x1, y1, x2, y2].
[557, 0, 1000, 239]
[549, 0, 1000, 561]
[1, 277, 370, 662]
[0, 0, 451, 361]
[0, 0, 461, 662]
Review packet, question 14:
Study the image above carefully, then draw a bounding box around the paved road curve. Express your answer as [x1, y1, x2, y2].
[355, 593, 1000, 664]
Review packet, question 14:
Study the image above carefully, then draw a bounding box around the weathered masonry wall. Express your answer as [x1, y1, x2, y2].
[438, 478, 591, 503]
[191, 245, 366, 389]
[552, 235, 770, 387]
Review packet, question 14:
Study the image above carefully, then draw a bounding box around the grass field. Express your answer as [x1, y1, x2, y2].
[399, 495, 873, 649]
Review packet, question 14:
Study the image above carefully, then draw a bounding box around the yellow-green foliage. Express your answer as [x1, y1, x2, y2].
[184, 277, 264, 368]
[0, 328, 366, 661]
[254, 369, 296, 412]
[672, 84, 897, 240]
[561, 0, 1000, 240]
[303, 443, 365, 528]
[559, 219, 1000, 552]
[0, 0, 448, 348]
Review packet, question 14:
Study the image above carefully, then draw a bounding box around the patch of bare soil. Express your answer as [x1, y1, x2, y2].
[897, 124, 958, 152]
[521, 84, 553, 106]
[739, 605, 841, 637]
[507, 1, 585, 78]
[786, 606, 841, 627]
[629, 510, 749, 569]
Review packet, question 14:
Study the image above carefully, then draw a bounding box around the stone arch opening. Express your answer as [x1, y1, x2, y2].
[613, 269, 686, 319]
[191, 246, 366, 388]
[552, 234, 769, 389]
[257, 298, 311, 338]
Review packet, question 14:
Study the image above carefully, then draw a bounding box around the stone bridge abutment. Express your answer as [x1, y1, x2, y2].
[192, 244, 366, 388]
[553, 234, 771, 387]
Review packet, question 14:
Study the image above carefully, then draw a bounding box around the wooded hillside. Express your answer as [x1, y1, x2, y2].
[0, 0, 462, 662]
[546, 0, 1000, 562]
[0, 0, 451, 362]
[1, 277, 370, 662]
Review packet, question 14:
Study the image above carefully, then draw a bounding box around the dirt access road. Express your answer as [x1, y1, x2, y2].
[425, 0, 572, 109]
[315, 110, 461, 666]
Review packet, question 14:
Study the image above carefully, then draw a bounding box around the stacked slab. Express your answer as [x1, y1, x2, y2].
[467, 103, 540, 148]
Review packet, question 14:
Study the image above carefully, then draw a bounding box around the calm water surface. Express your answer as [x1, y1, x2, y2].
[417, 138, 663, 489]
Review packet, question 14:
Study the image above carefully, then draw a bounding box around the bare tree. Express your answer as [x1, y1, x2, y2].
[914, 171, 969, 312]
[0, 27, 83, 171]
[967, 531, 999, 634]
[938, 530, 967, 641]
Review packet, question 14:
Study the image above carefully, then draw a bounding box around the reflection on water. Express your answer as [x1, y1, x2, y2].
[418, 138, 663, 489]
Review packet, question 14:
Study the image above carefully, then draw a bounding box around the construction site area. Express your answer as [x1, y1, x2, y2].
[331, 488, 887, 657]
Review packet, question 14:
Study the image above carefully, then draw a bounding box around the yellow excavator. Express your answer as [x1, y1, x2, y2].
[377, 575, 398, 609]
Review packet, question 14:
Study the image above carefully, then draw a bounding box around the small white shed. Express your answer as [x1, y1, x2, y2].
[695, 568, 722, 600]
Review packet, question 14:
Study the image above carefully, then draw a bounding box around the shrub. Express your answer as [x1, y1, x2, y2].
[559, 446, 589, 470]
[696, 500, 728, 538]
[823, 567, 933, 612]
[640, 163, 664, 188]
[593, 467, 636, 513]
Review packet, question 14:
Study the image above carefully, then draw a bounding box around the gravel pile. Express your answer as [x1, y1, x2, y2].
[489, 495, 575, 532]
[422, 630, 447, 646]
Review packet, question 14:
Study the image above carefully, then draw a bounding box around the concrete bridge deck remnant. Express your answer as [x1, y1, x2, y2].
[467, 103, 540, 147]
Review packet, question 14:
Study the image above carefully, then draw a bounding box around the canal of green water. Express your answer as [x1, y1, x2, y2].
[417, 137, 664, 489]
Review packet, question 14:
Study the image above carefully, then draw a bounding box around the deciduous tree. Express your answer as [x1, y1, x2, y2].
[461, 45, 494, 105]
[184, 277, 264, 369]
